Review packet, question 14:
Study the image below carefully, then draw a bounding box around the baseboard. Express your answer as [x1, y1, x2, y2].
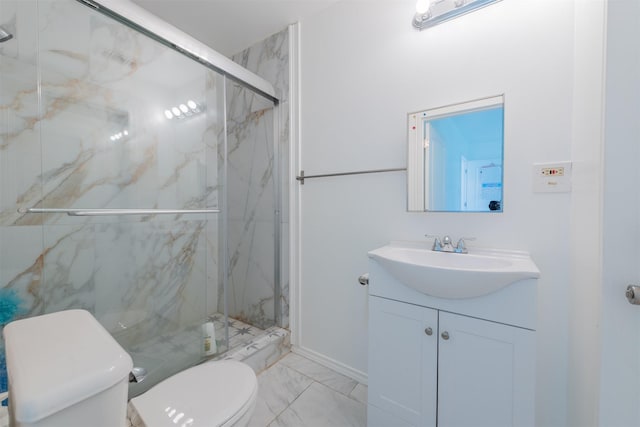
[293, 346, 368, 385]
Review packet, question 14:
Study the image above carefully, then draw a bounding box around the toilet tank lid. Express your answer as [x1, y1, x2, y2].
[4, 309, 133, 423]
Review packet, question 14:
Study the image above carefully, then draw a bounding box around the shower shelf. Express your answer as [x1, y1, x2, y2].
[18, 208, 220, 216]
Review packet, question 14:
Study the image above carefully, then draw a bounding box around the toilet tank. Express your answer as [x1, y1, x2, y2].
[4, 309, 133, 427]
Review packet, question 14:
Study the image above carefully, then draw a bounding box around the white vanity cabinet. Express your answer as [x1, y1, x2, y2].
[368, 296, 438, 427]
[367, 260, 537, 427]
[437, 310, 534, 427]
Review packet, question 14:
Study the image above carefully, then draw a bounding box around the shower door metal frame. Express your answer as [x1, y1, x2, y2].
[75, 0, 279, 105]
[273, 98, 282, 328]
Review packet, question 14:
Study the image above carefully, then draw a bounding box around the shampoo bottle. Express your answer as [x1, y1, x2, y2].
[202, 321, 217, 356]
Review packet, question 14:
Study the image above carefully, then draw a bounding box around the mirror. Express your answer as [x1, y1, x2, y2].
[407, 95, 504, 212]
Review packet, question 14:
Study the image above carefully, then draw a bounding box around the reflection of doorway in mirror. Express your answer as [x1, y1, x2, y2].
[462, 159, 502, 211]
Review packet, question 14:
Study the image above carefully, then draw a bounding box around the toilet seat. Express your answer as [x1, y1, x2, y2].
[129, 360, 258, 427]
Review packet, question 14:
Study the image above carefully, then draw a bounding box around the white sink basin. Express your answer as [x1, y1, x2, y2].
[368, 242, 540, 299]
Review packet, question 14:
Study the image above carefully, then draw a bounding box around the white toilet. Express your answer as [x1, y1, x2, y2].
[3, 310, 258, 427]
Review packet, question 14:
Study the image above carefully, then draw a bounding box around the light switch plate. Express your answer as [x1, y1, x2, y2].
[532, 161, 572, 193]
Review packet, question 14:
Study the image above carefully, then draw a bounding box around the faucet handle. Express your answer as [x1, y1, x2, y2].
[425, 234, 442, 251]
[454, 237, 476, 253]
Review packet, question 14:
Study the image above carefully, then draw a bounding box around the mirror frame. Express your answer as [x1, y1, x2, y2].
[407, 95, 504, 212]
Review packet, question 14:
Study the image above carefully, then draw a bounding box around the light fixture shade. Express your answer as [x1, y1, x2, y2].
[413, 0, 501, 30]
[416, 0, 432, 14]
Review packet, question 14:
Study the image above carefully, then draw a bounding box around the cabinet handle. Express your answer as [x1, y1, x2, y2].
[425, 327, 433, 336]
[441, 331, 450, 340]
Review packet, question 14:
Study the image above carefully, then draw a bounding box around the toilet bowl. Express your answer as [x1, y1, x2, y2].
[4, 310, 258, 427]
[128, 360, 258, 427]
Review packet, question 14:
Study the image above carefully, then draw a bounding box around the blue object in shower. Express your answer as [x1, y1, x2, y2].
[0, 288, 25, 406]
[0, 353, 6, 406]
[0, 289, 22, 325]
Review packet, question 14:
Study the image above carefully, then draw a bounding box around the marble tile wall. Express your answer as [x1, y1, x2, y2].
[229, 28, 290, 329]
[0, 0, 224, 378]
[224, 81, 276, 329]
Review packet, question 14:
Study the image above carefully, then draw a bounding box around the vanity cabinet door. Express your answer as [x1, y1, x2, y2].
[437, 312, 535, 427]
[368, 296, 438, 427]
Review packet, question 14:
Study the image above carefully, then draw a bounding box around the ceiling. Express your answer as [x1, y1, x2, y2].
[131, 0, 341, 57]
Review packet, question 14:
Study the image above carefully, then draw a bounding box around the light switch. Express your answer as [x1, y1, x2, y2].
[532, 161, 572, 193]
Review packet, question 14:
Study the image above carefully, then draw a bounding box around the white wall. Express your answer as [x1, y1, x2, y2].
[297, 1, 576, 425]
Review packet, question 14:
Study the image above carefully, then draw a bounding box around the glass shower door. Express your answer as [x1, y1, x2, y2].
[0, 0, 226, 396]
[37, 0, 227, 394]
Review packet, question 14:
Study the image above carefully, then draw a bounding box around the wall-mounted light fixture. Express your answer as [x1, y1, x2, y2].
[413, 0, 501, 30]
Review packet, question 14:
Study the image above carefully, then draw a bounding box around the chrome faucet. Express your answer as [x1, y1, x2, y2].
[441, 235, 454, 252]
[426, 235, 474, 254]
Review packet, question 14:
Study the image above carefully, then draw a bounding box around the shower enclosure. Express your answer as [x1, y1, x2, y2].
[0, 0, 281, 396]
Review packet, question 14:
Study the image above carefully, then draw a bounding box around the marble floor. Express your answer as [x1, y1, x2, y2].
[249, 352, 367, 427]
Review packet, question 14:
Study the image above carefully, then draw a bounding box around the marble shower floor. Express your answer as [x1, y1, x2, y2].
[125, 313, 269, 361]
[125, 313, 273, 396]
[249, 352, 367, 427]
